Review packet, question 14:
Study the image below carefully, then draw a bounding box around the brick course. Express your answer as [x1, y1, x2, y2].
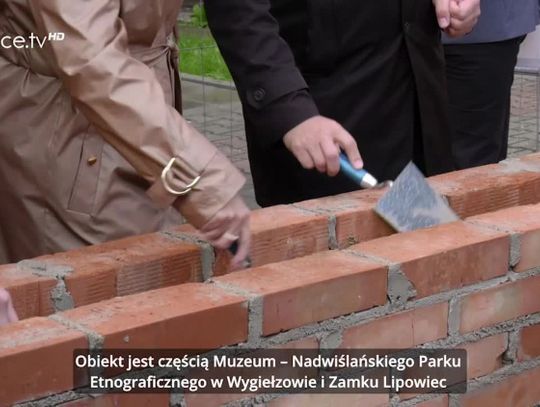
[1, 154, 540, 406]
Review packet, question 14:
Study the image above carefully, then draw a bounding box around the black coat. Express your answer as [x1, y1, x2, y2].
[206, 0, 454, 207]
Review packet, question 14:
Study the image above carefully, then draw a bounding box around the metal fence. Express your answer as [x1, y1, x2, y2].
[510, 69, 540, 156]
[177, 3, 256, 206]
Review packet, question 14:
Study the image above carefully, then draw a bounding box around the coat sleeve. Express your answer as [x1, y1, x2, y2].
[205, 0, 319, 148]
[29, 0, 245, 228]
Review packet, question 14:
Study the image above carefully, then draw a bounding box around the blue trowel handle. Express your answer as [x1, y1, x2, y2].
[339, 153, 368, 184]
[339, 153, 378, 189]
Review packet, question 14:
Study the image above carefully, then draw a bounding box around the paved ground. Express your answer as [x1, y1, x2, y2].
[181, 74, 540, 210]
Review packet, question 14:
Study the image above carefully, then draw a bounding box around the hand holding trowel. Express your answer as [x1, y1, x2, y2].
[339, 153, 459, 232]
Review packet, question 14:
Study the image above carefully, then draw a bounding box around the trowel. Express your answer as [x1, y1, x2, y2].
[339, 153, 459, 232]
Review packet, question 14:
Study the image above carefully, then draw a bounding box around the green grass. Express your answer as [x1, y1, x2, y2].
[178, 31, 232, 82]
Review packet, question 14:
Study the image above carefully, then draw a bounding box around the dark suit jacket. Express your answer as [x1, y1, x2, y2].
[206, 0, 454, 206]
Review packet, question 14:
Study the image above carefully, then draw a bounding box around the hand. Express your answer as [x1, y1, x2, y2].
[283, 116, 363, 177]
[200, 194, 251, 270]
[433, 0, 480, 38]
[0, 288, 18, 327]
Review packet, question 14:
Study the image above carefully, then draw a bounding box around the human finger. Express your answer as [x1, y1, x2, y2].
[433, 0, 451, 29]
[320, 138, 340, 176]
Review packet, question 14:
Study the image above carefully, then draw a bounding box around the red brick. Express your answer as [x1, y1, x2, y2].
[248, 205, 331, 268]
[468, 204, 540, 272]
[460, 334, 507, 379]
[0, 318, 87, 405]
[295, 189, 394, 248]
[64, 268, 118, 312]
[215, 251, 387, 335]
[460, 275, 540, 333]
[516, 152, 540, 172]
[33, 254, 118, 315]
[459, 366, 540, 407]
[184, 393, 247, 407]
[60, 394, 170, 407]
[351, 222, 509, 299]
[212, 249, 235, 277]
[58, 283, 248, 349]
[184, 337, 319, 407]
[267, 393, 389, 407]
[341, 303, 448, 349]
[174, 206, 330, 275]
[38, 233, 202, 308]
[518, 323, 540, 360]
[172, 223, 233, 277]
[519, 151, 540, 162]
[429, 161, 540, 219]
[113, 236, 202, 296]
[414, 395, 448, 407]
[400, 388, 448, 402]
[0, 264, 56, 319]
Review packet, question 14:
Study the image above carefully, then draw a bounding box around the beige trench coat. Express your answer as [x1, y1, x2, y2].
[0, 0, 245, 263]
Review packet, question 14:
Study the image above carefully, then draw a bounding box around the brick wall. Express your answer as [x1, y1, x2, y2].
[1, 153, 540, 407]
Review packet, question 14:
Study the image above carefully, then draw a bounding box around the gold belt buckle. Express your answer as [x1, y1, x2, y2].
[161, 157, 201, 196]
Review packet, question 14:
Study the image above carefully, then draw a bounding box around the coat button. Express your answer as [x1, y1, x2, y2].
[253, 88, 266, 102]
[404, 22, 411, 33]
[87, 156, 98, 166]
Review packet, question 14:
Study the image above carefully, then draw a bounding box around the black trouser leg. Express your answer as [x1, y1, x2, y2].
[444, 37, 524, 170]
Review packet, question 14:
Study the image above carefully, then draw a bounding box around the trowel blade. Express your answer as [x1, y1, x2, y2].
[374, 162, 459, 233]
